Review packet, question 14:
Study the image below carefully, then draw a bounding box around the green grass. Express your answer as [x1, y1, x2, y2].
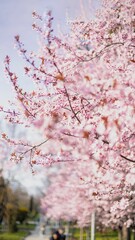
[18, 223, 36, 231]
[0, 231, 27, 240]
[96, 229, 118, 240]
[70, 227, 118, 240]
[0, 223, 36, 240]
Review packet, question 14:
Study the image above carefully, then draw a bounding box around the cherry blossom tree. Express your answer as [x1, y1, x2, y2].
[1, 0, 135, 169]
[1, 0, 135, 236]
[41, 159, 135, 238]
[41, 163, 95, 226]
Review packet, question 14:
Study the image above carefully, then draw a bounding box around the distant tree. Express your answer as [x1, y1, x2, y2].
[0, 170, 31, 232]
[0, 173, 18, 232]
[6, 202, 18, 232]
[29, 195, 34, 213]
[0, 173, 7, 224]
[17, 207, 28, 224]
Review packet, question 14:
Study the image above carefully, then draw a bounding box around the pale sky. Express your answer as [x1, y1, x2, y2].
[0, 0, 101, 105]
[0, 0, 100, 194]
[0, 0, 86, 106]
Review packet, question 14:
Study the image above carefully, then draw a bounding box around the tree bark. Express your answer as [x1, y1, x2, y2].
[118, 226, 123, 240]
[80, 227, 83, 240]
[127, 228, 131, 240]
[122, 225, 127, 240]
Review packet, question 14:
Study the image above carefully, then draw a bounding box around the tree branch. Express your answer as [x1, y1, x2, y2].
[99, 135, 135, 163]
[120, 154, 135, 163]
[64, 86, 81, 123]
[20, 138, 50, 158]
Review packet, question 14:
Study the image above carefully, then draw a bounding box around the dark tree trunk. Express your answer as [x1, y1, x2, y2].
[127, 228, 131, 240]
[118, 226, 123, 240]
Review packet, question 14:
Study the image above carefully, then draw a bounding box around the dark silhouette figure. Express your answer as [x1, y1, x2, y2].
[50, 230, 61, 240]
[58, 228, 66, 240]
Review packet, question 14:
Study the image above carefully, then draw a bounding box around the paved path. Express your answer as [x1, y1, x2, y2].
[25, 225, 51, 240]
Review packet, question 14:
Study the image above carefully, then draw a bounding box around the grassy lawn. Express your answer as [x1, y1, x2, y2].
[70, 227, 118, 240]
[18, 223, 36, 231]
[0, 231, 28, 240]
[96, 230, 118, 240]
[0, 223, 36, 240]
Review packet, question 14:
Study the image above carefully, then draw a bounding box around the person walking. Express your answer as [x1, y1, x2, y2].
[50, 230, 61, 240]
[58, 227, 66, 240]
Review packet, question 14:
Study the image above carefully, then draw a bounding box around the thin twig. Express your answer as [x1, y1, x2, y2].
[64, 85, 81, 123]
[20, 138, 50, 157]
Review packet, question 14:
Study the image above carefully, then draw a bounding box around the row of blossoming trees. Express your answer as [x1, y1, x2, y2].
[1, 0, 135, 238]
